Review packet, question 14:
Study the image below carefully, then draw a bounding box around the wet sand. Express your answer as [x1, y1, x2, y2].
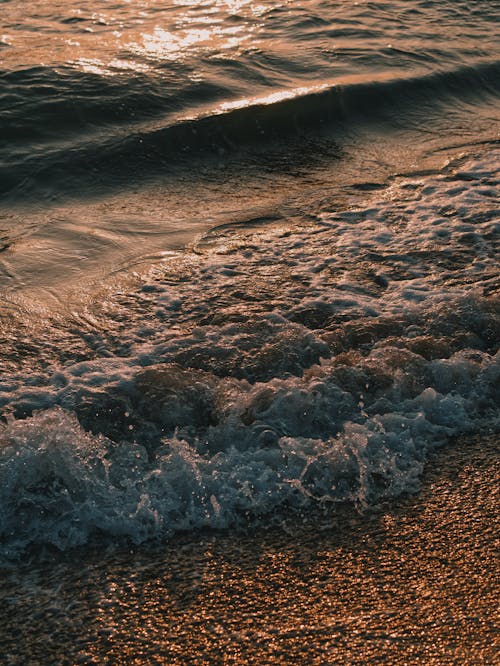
[0, 434, 498, 665]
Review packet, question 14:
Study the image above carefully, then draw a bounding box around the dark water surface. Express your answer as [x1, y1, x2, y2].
[0, 0, 498, 559]
[1, 0, 499, 299]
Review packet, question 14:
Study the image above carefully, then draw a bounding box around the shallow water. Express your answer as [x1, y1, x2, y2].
[0, 0, 498, 560]
[1, 0, 499, 300]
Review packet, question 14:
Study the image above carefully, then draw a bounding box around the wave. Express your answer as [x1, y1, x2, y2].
[0, 65, 227, 145]
[0, 149, 498, 559]
[0, 308, 497, 561]
[1, 61, 499, 200]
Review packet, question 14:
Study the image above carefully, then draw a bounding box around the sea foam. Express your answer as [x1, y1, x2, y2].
[0, 150, 498, 559]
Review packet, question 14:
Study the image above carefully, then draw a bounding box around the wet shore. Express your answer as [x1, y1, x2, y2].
[1, 433, 498, 665]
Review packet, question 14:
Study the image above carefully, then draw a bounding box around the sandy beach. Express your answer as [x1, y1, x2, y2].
[0, 433, 497, 665]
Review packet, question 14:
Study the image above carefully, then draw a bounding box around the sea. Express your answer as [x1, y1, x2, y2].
[0, 0, 498, 561]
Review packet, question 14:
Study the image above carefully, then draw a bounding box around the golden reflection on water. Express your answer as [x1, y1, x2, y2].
[128, 22, 252, 62]
[217, 83, 330, 113]
[125, 0, 273, 63]
[75, 57, 150, 76]
[2, 0, 276, 75]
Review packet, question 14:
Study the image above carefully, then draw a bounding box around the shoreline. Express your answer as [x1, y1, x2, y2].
[0, 433, 498, 665]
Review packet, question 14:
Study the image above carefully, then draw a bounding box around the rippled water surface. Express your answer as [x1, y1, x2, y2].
[0, 0, 498, 559]
[1, 0, 499, 298]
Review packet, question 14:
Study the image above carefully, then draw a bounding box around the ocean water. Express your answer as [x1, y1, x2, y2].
[0, 0, 498, 560]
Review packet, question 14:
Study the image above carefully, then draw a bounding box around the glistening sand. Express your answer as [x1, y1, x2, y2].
[1, 433, 497, 665]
